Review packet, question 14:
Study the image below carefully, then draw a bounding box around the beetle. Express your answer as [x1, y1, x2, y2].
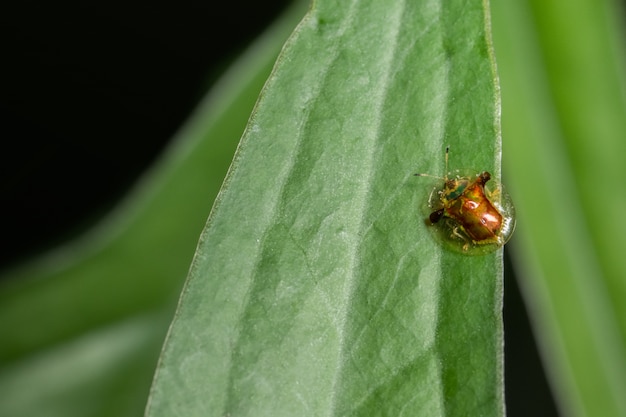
[414, 147, 515, 254]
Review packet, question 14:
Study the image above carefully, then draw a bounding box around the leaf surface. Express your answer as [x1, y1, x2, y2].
[147, 0, 505, 415]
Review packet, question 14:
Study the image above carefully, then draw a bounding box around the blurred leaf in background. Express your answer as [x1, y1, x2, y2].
[0, 2, 305, 416]
[492, 0, 626, 415]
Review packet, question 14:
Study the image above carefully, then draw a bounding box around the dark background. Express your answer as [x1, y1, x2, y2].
[2, 1, 558, 416]
[1, 0, 290, 267]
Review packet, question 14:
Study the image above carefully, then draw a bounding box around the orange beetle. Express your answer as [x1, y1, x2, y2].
[415, 147, 515, 254]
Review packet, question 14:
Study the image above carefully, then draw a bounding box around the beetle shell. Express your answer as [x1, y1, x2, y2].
[422, 169, 516, 255]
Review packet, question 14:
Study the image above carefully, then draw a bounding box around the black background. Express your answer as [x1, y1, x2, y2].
[1, 0, 289, 266]
[2, 1, 558, 415]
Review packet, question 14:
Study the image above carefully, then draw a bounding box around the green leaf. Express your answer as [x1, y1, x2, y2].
[491, 0, 626, 415]
[0, 314, 168, 417]
[147, 0, 504, 416]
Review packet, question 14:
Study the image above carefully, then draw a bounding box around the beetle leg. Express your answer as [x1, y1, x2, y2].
[450, 226, 470, 251]
[487, 185, 501, 201]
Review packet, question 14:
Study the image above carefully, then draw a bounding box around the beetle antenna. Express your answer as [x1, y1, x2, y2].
[413, 146, 450, 179]
[444, 146, 449, 180]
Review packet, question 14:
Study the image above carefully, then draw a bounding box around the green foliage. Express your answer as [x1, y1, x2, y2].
[5, 0, 626, 414]
[146, 0, 504, 415]
[492, 0, 626, 415]
[1, 0, 520, 415]
[0, 3, 306, 416]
